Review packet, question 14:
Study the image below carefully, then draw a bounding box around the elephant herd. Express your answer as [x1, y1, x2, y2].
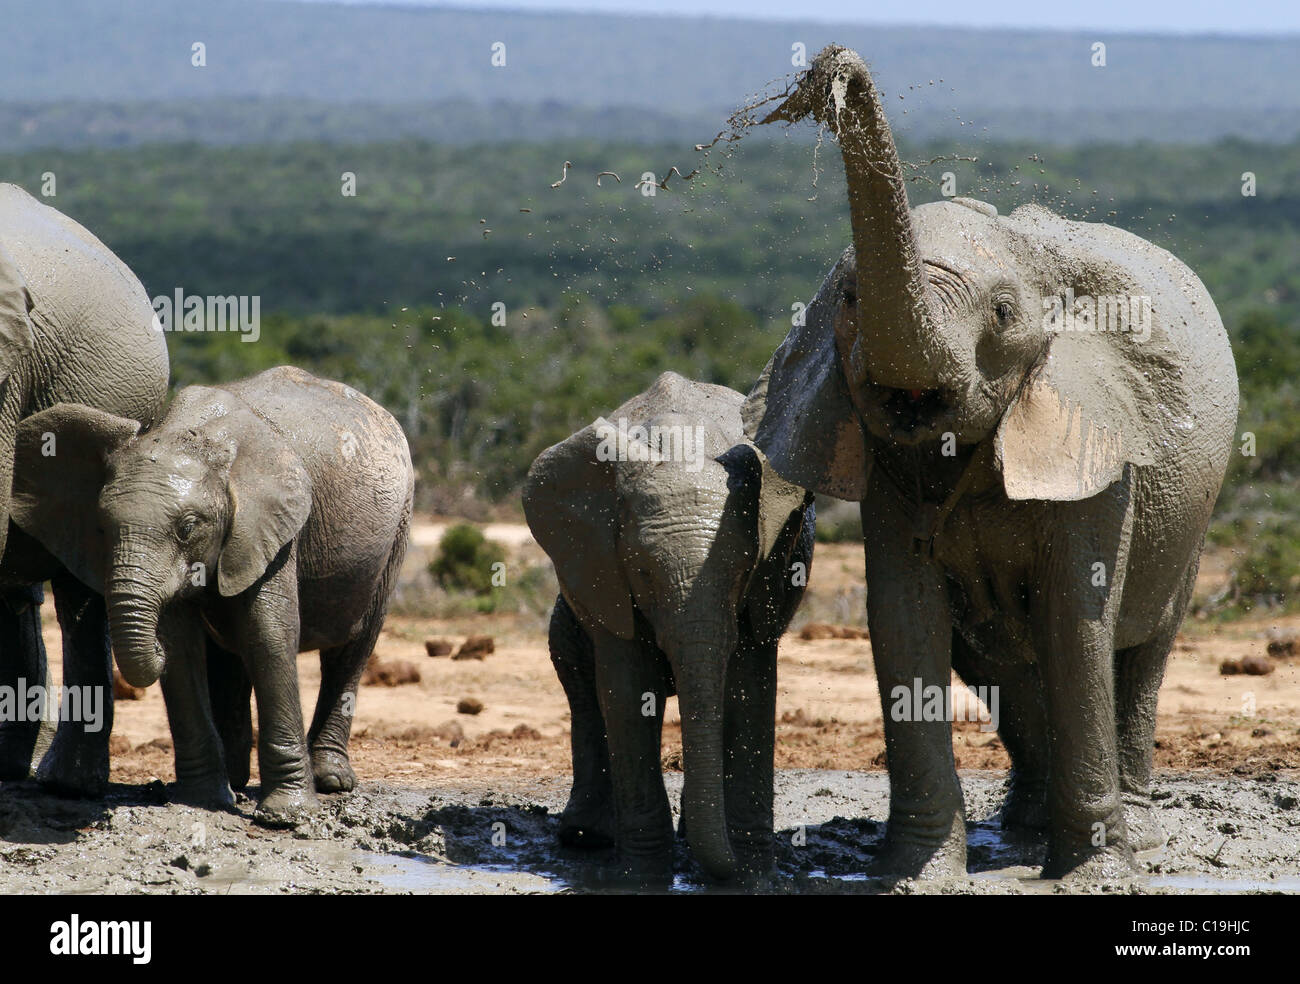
[0, 44, 1239, 887]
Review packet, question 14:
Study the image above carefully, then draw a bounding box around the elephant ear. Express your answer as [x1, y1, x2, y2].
[728, 444, 814, 642]
[742, 257, 872, 502]
[522, 417, 635, 640]
[995, 329, 1159, 501]
[12, 403, 140, 593]
[0, 242, 37, 372]
[217, 407, 313, 597]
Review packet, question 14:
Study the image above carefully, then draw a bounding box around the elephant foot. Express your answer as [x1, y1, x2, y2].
[1123, 793, 1168, 854]
[1000, 772, 1049, 832]
[172, 774, 237, 811]
[868, 817, 967, 880]
[0, 723, 38, 780]
[310, 748, 356, 794]
[254, 785, 320, 828]
[582, 854, 674, 891]
[558, 787, 615, 849]
[1043, 842, 1139, 880]
[732, 848, 774, 881]
[226, 756, 251, 793]
[34, 731, 110, 798]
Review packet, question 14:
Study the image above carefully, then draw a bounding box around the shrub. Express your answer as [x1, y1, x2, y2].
[429, 524, 506, 597]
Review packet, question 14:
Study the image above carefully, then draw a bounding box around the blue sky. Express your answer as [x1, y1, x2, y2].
[295, 0, 1300, 35]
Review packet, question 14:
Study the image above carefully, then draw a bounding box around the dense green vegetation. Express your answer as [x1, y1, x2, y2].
[2, 133, 1297, 606]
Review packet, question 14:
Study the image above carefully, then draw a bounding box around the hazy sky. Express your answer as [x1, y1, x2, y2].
[298, 0, 1300, 35]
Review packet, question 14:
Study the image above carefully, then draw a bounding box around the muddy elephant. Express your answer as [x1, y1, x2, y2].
[11, 366, 413, 824]
[522, 372, 814, 882]
[743, 46, 1238, 878]
[0, 183, 170, 794]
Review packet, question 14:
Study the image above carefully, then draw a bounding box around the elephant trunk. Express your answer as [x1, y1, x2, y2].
[666, 624, 736, 881]
[107, 562, 166, 688]
[765, 45, 945, 392]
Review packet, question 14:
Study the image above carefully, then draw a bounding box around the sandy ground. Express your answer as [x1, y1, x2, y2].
[2, 519, 1298, 893]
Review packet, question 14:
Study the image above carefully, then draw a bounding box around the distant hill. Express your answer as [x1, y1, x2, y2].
[1, 0, 1298, 147]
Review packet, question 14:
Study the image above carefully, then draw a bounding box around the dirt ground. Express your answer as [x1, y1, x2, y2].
[3, 519, 1298, 894]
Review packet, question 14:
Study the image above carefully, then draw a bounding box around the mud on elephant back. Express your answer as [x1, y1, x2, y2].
[11, 366, 413, 826]
[523, 372, 815, 884]
[742, 45, 1239, 880]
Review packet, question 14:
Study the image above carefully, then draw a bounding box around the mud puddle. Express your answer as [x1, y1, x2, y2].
[2, 770, 1297, 894]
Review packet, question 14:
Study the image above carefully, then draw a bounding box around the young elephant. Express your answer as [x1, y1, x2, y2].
[522, 372, 814, 882]
[11, 366, 413, 824]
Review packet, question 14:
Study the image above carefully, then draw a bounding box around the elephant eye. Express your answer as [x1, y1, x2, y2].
[994, 301, 1015, 327]
[177, 515, 199, 541]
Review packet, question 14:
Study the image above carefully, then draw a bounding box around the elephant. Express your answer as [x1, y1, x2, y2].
[522, 372, 815, 882]
[10, 366, 413, 824]
[742, 46, 1238, 878]
[0, 183, 170, 794]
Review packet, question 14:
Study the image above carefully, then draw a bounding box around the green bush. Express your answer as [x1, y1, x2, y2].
[429, 524, 506, 597]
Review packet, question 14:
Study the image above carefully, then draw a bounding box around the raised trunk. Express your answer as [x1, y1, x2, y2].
[764, 45, 942, 392]
[107, 567, 166, 688]
[667, 634, 736, 881]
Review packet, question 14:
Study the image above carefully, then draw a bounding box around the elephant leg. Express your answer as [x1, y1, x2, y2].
[549, 595, 614, 849]
[308, 635, 372, 794]
[723, 631, 777, 875]
[309, 520, 407, 794]
[157, 609, 234, 810]
[1114, 636, 1172, 855]
[1113, 569, 1191, 855]
[591, 627, 672, 881]
[227, 546, 316, 825]
[1035, 501, 1135, 878]
[35, 572, 114, 796]
[950, 633, 1050, 832]
[861, 493, 966, 879]
[206, 637, 253, 792]
[0, 583, 51, 780]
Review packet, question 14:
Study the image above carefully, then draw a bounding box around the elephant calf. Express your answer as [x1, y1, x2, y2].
[11, 366, 413, 824]
[523, 372, 814, 881]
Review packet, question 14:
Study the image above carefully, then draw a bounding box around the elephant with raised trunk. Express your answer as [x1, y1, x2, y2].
[12, 367, 413, 825]
[743, 46, 1237, 878]
[523, 372, 814, 882]
[0, 183, 169, 794]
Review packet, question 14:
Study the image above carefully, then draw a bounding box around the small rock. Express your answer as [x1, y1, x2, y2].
[113, 669, 147, 701]
[1266, 634, 1297, 658]
[108, 734, 132, 755]
[361, 656, 421, 687]
[1219, 659, 1241, 675]
[432, 720, 465, 744]
[454, 635, 495, 660]
[424, 639, 454, 658]
[193, 862, 211, 878]
[457, 697, 484, 715]
[169, 855, 190, 871]
[1240, 655, 1274, 676]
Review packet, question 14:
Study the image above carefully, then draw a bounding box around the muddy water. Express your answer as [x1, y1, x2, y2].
[1, 770, 1297, 894]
